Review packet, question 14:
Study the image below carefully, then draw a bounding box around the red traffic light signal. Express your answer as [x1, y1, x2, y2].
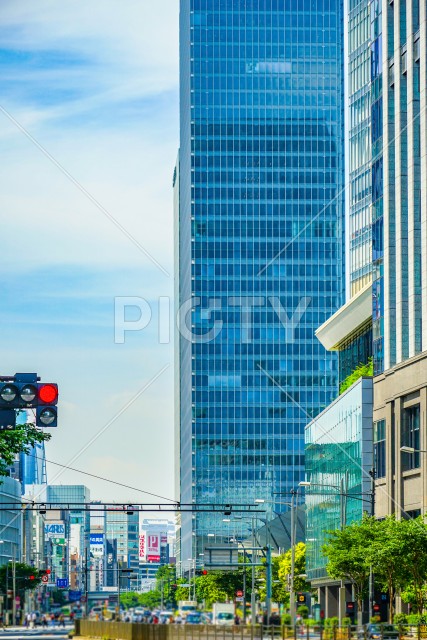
[38, 384, 58, 404]
[202, 569, 208, 575]
[29, 575, 35, 580]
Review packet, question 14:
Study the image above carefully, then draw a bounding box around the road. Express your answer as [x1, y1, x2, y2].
[0, 627, 72, 639]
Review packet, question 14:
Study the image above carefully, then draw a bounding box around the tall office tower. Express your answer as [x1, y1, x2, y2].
[372, 0, 427, 519]
[105, 509, 139, 589]
[371, 0, 425, 374]
[348, 0, 373, 297]
[176, 0, 345, 564]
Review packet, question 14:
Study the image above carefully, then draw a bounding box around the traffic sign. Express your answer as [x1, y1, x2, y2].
[56, 578, 69, 589]
[41, 575, 49, 584]
[236, 590, 243, 597]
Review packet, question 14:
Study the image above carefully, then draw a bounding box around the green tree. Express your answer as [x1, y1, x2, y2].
[174, 578, 190, 603]
[257, 555, 290, 605]
[0, 562, 43, 607]
[156, 565, 177, 607]
[399, 517, 427, 615]
[367, 516, 407, 621]
[322, 517, 375, 620]
[120, 592, 140, 609]
[195, 573, 228, 607]
[278, 543, 311, 595]
[138, 590, 162, 609]
[0, 423, 51, 479]
[339, 359, 373, 394]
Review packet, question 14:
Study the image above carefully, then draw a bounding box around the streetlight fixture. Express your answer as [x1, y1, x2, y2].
[400, 445, 426, 454]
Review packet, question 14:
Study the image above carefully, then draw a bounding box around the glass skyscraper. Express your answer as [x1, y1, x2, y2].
[176, 0, 345, 564]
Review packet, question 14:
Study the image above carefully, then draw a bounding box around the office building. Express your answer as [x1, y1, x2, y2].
[347, 0, 373, 297]
[46, 485, 90, 587]
[0, 477, 22, 566]
[176, 0, 345, 564]
[106, 508, 139, 590]
[305, 376, 373, 617]
[372, 0, 427, 520]
[139, 519, 175, 588]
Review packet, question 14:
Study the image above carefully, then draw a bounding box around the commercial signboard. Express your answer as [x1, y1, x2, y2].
[146, 533, 160, 562]
[90, 533, 104, 557]
[139, 532, 146, 562]
[45, 522, 65, 538]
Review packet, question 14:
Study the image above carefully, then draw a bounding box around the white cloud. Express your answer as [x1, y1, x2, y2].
[0, 0, 179, 500]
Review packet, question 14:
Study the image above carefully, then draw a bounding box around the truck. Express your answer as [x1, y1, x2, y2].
[212, 603, 235, 626]
[177, 601, 198, 619]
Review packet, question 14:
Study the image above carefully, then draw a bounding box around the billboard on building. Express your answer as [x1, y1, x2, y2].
[90, 533, 104, 557]
[139, 531, 146, 562]
[44, 521, 65, 540]
[146, 533, 160, 562]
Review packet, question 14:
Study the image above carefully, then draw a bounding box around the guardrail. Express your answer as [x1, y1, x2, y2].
[75, 622, 427, 640]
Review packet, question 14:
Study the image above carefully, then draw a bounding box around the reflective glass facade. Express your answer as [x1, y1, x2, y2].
[375, 0, 425, 372]
[177, 0, 345, 563]
[339, 322, 372, 385]
[0, 477, 22, 566]
[348, 0, 373, 295]
[305, 377, 373, 582]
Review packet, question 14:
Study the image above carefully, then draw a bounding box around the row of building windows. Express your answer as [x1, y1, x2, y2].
[193, 153, 338, 169]
[374, 405, 421, 479]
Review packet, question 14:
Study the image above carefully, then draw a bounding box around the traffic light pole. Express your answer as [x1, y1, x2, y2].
[84, 547, 88, 618]
[251, 518, 256, 626]
[368, 468, 376, 622]
[11, 559, 16, 626]
[290, 490, 296, 621]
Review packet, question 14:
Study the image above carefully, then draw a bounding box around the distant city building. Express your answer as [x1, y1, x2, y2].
[46, 485, 90, 588]
[106, 508, 139, 590]
[138, 519, 175, 589]
[176, 0, 345, 566]
[0, 476, 22, 567]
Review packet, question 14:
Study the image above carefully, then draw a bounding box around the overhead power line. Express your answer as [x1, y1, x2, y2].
[26, 452, 176, 503]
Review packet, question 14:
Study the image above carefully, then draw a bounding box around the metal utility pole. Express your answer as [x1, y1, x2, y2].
[289, 490, 296, 621]
[266, 542, 272, 623]
[242, 557, 247, 624]
[11, 559, 16, 626]
[368, 468, 376, 621]
[251, 517, 256, 625]
[84, 547, 88, 618]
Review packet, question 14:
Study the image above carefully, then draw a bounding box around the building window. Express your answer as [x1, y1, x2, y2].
[374, 420, 386, 479]
[402, 405, 420, 470]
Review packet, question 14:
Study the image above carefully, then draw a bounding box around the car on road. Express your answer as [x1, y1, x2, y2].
[159, 611, 175, 624]
[185, 613, 205, 625]
[358, 624, 400, 640]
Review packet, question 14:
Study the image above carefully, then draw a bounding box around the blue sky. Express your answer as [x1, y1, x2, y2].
[0, 0, 179, 503]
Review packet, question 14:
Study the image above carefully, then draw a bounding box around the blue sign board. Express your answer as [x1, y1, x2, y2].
[90, 534, 104, 545]
[69, 590, 82, 602]
[56, 578, 69, 589]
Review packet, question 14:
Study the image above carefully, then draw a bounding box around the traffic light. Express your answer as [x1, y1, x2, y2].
[36, 383, 58, 427]
[195, 568, 208, 576]
[297, 593, 307, 605]
[0, 373, 58, 429]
